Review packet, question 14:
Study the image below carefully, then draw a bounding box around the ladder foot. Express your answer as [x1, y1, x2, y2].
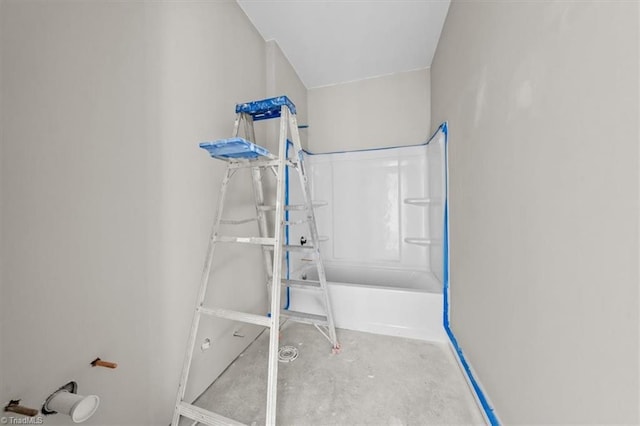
[332, 343, 342, 355]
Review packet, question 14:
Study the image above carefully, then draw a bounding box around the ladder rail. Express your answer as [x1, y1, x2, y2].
[171, 166, 234, 426]
[232, 112, 242, 138]
[233, 111, 254, 139]
[251, 166, 274, 280]
[244, 112, 256, 142]
[264, 105, 290, 425]
[287, 113, 339, 349]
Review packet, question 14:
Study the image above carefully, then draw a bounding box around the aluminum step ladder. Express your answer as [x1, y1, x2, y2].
[171, 96, 340, 426]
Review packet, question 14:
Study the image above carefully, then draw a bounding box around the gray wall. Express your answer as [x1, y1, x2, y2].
[308, 69, 431, 152]
[431, 1, 639, 423]
[1, 3, 158, 424]
[0, 1, 304, 424]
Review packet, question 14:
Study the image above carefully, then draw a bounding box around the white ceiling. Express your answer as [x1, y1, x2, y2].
[237, 0, 451, 89]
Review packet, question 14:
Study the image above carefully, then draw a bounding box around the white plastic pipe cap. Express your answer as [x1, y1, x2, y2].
[47, 391, 100, 423]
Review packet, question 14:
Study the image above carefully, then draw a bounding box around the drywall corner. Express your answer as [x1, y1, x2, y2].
[638, 4, 640, 421]
[265, 40, 308, 150]
[0, 0, 4, 410]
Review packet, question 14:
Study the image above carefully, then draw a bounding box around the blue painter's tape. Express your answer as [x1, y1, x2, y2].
[440, 122, 499, 425]
[235, 96, 297, 121]
[301, 123, 447, 156]
[284, 140, 292, 310]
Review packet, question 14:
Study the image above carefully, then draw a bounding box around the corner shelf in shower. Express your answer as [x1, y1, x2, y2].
[404, 237, 442, 246]
[404, 198, 441, 206]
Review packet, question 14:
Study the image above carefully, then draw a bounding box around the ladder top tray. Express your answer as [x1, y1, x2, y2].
[236, 96, 296, 121]
[199, 137, 272, 160]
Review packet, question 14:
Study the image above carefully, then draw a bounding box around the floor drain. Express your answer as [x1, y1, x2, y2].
[278, 346, 299, 363]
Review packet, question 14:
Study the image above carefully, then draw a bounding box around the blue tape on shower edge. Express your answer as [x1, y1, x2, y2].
[284, 140, 292, 310]
[440, 122, 499, 425]
[300, 124, 445, 156]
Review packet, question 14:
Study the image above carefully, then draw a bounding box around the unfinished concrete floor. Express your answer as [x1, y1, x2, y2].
[187, 322, 485, 425]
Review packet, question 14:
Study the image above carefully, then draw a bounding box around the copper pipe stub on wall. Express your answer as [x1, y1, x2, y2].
[4, 400, 39, 417]
[90, 358, 117, 369]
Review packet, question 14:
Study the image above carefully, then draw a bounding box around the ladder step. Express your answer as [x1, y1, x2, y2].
[284, 219, 308, 226]
[280, 278, 322, 290]
[236, 96, 296, 121]
[264, 245, 316, 253]
[281, 309, 329, 326]
[220, 217, 257, 225]
[198, 307, 272, 327]
[214, 236, 276, 245]
[258, 201, 328, 211]
[177, 402, 245, 426]
[228, 158, 297, 169]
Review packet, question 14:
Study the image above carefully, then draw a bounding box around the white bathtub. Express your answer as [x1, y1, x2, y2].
[287, 264, 446, 342]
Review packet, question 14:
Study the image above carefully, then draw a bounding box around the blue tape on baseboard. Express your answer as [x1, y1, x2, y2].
[441, 122, 499, 425]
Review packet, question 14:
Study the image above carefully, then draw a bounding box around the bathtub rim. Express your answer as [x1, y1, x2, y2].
[298, 263, 444, 294]
[304, 278, 443, 295]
